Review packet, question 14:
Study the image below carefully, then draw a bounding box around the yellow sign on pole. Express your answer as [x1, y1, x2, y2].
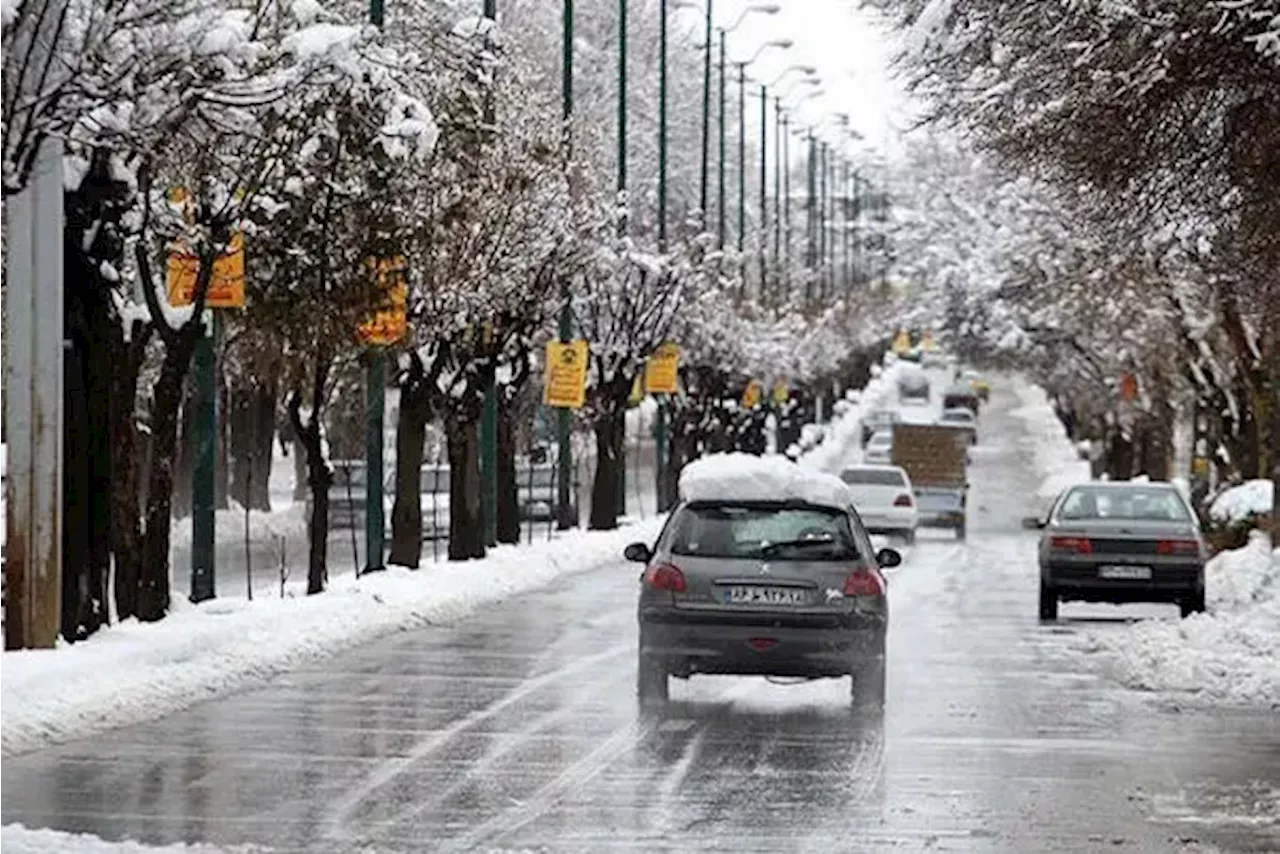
[544, 339, 590, 408]
[771, 380, 789, 405]
[892, 329, 911, 354]
[628, 373, 644, 407]
[166, 232, 246, 308]
[644, 342, 681, 394]
[357, 256, 409, 345]
[742, 380, 763, 409]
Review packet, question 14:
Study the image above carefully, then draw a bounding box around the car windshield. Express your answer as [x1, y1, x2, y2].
[1057, 486, 1191, 522]
[667, 503, 860, 561]
[841, 468, 906, 486]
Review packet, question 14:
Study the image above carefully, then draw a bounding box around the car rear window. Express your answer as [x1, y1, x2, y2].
[841, 469, 905, 486]
[667, 503, 860, 561]
[1058, 487, 1191, 522]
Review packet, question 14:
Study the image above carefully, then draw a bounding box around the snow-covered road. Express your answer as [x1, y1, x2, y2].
[3, 384, 1278, 853]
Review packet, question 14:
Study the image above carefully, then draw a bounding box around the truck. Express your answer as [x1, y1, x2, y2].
[891, 423, 970, 540]
[896, 364, 930, 405]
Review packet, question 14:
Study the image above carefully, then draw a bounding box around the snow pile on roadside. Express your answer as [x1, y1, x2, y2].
[799, 359, 904, 474]
[1, 520, 662, 757]
[1088, 532, 1280, 706]
[1209, 479, 1275, 523]
[0, 825, 250, 853]
[1011, 381, 1091, 498]
[680, 452, 852, 510]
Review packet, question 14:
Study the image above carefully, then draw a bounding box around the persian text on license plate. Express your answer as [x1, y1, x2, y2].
[1098, 564, 1152, 580]
[724, 586, 808, 605]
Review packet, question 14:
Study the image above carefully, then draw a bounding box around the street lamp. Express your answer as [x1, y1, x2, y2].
[730, 38, 791, 297]
[776, 87, 821, 299]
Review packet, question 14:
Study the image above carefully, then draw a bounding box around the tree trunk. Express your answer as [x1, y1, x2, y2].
[1106, 430, 1135, 482]
[446, 414, 485, 561]
[496, 406, 520, 544]
[297, 422, 331, 595]
[389, 366, 429, 568]
[589, 408, 624, 531]
[109, 322, 150, 622]
[62, 340, 92, 641]
[138, 330, 201, 621]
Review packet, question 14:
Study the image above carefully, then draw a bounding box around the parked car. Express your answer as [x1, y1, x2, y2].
[1024, 482, 1207, 620]
[897, 365, 930, 405]
[864, 429, 894, 465]
[839, 465, 919, 544]
[861, 409, 900, 446]
[939, 407, 978, 444]
[628, 455, 901, 710]
[942, 385, 981, 416]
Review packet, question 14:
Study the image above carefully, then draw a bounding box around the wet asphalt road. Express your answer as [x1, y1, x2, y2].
[4, 387, 1279, 852]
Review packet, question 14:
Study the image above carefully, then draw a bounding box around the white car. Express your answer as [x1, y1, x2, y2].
[864, 430, 894, 465]
[840, 465, 918, 544]
[940, 407, 978, 445]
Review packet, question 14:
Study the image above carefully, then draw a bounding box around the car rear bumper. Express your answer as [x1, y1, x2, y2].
[918, 511, 964, 529]
[638, 609, 886, 679]
[1044, 562, 1203, 603]
[860, 510, 918, 534]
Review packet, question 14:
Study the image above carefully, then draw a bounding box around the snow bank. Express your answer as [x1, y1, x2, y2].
[1209, 479, 1275, 523]
[1087, 532, 1280, 706]
[1011, 381, 1091, 498]
[798, 359, 906, 475]
[1, 520, 662, 757]
[679, 453, 852, 511]
[0, 825, 241, 853]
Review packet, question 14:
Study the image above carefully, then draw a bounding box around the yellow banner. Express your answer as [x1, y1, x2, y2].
[166, 233, 246, 309]
[544, 339, 590, 408]
[742, 380, 763, 409]
[357, 257, 409, 345]
[644, 342, 681, 394]
[771, 380, 789, 404]
[892, 329, 911, 354]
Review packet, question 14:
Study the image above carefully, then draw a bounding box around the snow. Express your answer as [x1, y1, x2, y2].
[1209, 479, 1275, 523]
[1, 519, 663, 757]
[1085, 532, 1280, 707]
[679, 453, 853, 511]
[0, 825, 240, 853]
[281, 22, 360, 59]
[1011, 380, 1091, 500]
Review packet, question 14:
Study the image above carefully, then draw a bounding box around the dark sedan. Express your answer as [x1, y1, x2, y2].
[628, 498, 900, 711]
[1025, 482, 1207, 620]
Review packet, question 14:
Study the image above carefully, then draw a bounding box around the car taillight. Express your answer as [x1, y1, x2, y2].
[843, 568, 885, 597]
[644, 562, 687, 593]
[1156, 539, 1199, 556]
[1049, 536, 1093, 554]
[893, 493, 913, 507]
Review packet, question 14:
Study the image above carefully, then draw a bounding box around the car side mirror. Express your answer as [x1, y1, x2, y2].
[1021, 516, 1046, 530]
[623, 542, 652, 563]
[875, 547, 902, 569]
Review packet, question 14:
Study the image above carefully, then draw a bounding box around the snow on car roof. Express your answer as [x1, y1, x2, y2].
[679, 453, 853, 511]
[1209, 479, 1274, 523]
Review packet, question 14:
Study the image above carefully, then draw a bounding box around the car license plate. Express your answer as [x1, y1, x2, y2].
[724, 586, 808, 606]
[1098, 565, 1152, 580]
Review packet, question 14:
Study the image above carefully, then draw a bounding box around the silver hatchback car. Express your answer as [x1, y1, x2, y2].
[627, 498, 901, 710]
[1025, 482, 1207, 620]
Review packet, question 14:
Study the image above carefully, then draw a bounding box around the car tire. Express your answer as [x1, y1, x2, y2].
[637, 656, 669, 705]
[955, 525, 966, 541]
[903, 529, 916, 546]
[1180, 591, 1206, 619]
[1038, 582, 1058, 621]
[851, 657, 886, 711]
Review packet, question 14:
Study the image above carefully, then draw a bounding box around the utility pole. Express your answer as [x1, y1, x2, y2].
[736, 61, 747, 287]
[758, 83, 767, 303]
[772, 98, 782, 302]
[805, 131, 816, 302]
[556, 0, 576, 529]
[615, 0, 628, 517]
[480, 0, 499, 547]
[4, 138, 63, 649]
[191, 312, 217, 600]
[717, 30, 727, 251]
[782, 115, 792, 293]
[655, 0, 671, 512]
[363, 0, 389, 568]
[698, 0, 712, 227]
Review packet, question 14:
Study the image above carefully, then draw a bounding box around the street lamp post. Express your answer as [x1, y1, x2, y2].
[717, 29, 727, 249]
[655, 0, 670, 511]
[699, 0, 712, 225]
[556, 0, 575, 530]
[758, 81, 767, 302]
[364, 0, 390, 571]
